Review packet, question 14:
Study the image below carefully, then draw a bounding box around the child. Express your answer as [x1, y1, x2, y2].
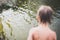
[27, 5, 56, 40]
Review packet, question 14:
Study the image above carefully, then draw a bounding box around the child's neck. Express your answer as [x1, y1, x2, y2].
[38, 22, 49, 28]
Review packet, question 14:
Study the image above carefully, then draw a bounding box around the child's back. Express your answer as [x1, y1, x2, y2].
[29, 25, 56, 40]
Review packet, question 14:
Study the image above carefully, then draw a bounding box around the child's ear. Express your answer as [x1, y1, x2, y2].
[36, 15, 40, 22]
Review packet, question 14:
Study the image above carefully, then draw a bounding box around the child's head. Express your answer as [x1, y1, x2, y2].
[36, 5, 53, 24]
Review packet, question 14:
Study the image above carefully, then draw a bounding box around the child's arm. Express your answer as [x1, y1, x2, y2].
[53, 32, 57, 40]
[27, 28, 34, 40]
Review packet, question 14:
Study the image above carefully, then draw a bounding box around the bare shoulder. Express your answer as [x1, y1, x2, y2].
[49, 28, 56, 36]
[52, 31, 56, 37]
[51, 30, 56, 36]
[50, 30, 56, 39]
[29, 27, 38, 34]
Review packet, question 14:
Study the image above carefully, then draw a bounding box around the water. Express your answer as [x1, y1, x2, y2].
[0, 8, 37, 40]
[0, 7, 60, 40]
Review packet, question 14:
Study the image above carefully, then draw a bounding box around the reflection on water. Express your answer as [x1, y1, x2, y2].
[0, 8, 37, 40]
